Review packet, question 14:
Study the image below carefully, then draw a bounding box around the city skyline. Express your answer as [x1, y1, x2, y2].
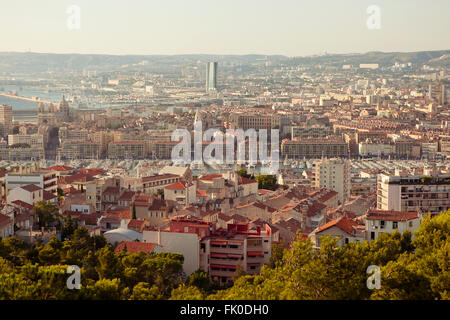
[1, 0, 449, 56]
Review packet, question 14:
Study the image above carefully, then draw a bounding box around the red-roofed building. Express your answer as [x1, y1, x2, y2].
[164, 181, 196, 206]
[365, 209, 422, 241]
[309, 216, 364, 248]
[127, 219, 150, 232]
[7, 184, 43, 206]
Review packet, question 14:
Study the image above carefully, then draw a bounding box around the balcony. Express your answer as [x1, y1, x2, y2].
[210, 246, 244, 255]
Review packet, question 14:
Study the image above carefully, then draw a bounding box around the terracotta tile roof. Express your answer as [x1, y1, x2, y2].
[253, 202, 277, 213]
[43, 165, 74, 172]
[316, 216, 359, 236]
[103, 186, 120, 195]
[78, 168, 106, 176]
[199, 173, 223, 181]
[114, 241, 157, 253]
[11, 200, 34, 210]
[107, 207, 131, 219]
[238, 176, 257, 185]
[20, 184, 41, 192]
[119, 190, 135, 201]
[128, 219, 146, 228]
[148, 198, 168, 211]
[63, 186, 82, 195]
[164, 181, 187, 190]
[59, 173, 94, 184]
[43, 190, 57, 201]
[367, 210, 419, 221]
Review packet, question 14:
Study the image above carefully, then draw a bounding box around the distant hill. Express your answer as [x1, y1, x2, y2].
[0, 50, 448, 73]
[287, 50, 450, 67]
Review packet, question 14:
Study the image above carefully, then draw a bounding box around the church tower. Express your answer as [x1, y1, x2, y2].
[59, 95, 70, 121]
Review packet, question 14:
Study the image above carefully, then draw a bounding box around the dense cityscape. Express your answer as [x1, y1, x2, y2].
[0, 0, 449, 307]
[0, 50, 448, 301]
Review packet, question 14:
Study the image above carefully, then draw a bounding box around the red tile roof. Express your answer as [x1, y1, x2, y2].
[43, 165, 74, 172]
[367, 210, 419, 221]
[43, 190, 57, 201]
[199, 173, 223, 181]
[59, 173, 94, 184]
[316, 216, 359, 236]
[114, 241, 157, 253]
[78, 168, 106, 176]
[20, 184, 42, 192]
[128, 219, 146, 228]
[165, 181, 188, 190]
[239, 176, 257, 185]
[11, 200, 34, 210]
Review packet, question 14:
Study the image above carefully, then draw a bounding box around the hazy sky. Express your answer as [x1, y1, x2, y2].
[0, 0, 449, 56]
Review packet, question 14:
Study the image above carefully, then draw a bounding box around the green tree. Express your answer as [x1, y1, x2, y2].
[61, 214, 76, 240]
[255, 174, 278, 190]
[33, 201, 60, 229]
[95, 245, 123, 280]
[130, 282, 163, 300]
[236, 168, 251, 179]
[170, 284, 205, 300]
[186, 269, 211, 292]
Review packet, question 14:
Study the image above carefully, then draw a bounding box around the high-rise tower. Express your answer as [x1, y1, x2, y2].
[206, 62, 218, 92]
[0, 104, 13, 136]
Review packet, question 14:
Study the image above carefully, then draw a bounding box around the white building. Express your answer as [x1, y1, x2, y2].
[377, 168, 450, 215]
[365, 209, 422, 241]
[164, 181, 196, 206]
[6, 166, 58, 194]
[359, 142, 395, 157]
[8, 134, 44, 148]
[7, 184, 43, 206]
[313, 158, 351, 204]
[143, 229, 200, 275]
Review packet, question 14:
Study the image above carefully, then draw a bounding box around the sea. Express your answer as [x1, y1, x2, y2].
[0, 85, 63, 123]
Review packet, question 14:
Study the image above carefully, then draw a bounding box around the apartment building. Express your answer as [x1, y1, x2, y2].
[6, 166, 58, 194]
[8, 134, 44, 148]
[377, 168, 450, 215]
[58, 142, 100, 159]
[281, 138, 348, 159]
[0, 105, 13, 136]
[291, 125, 333, 140]
[201, 222, 272, 285]
[164, 181, 196, 206]
[229, 113, 277, 131]
[152, 141, 178, 159]
[108, 141, 146, 159]
[5, 147, 45, 161]
[140, 173, 182, 195]
[312, 158, 350, 204]
[59, 127, 89, 143]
